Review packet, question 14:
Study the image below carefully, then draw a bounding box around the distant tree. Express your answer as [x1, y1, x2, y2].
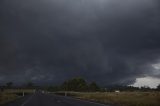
[0, 84, 4, 92]
[106, 85, 141, 92]
[26, 82, 34, 88]
[157, 84, 160, 91]
[61, 77, 88, 91]
[89, 82, 100, 92]
[62, 81, 69, 91]
[6, 82, 13, 88]
[140, 86, 151, 91]
[47, 86, 60, 92]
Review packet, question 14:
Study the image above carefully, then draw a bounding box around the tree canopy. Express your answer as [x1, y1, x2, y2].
[61, 78, 88, 91]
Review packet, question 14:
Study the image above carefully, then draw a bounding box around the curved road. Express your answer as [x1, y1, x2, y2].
[4, 93, 111, 106]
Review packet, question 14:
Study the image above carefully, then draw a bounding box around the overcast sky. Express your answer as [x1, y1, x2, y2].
[0, 0, 160, 87]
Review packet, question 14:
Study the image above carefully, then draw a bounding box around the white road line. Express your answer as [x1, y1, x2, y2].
[21, 94, 34, 106]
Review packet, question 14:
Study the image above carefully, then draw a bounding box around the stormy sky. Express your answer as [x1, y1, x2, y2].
[0, 0, 160, 87]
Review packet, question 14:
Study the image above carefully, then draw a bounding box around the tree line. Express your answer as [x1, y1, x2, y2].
[48, 77, 100, 92]
[46, 78, 160, 92]
[1, 77, 160, 92]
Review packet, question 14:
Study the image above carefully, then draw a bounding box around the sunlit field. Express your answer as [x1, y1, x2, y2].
[63, 92, 160, 106]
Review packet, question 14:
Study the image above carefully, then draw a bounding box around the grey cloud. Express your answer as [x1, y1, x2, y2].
[0, 0, 160, 86]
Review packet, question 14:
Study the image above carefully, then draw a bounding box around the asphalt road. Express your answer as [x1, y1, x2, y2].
[3, 93, 111, 106]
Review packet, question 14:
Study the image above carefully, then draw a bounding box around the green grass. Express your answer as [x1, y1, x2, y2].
[65, 92, 160, 106]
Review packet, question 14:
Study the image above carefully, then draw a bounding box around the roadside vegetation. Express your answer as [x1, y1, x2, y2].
[0, 82, 35, 104]
[0, 89, 34, 105]
[63, 92, 160, 106]
[50, 77, 160, 106]
[0, 92, 18, 105]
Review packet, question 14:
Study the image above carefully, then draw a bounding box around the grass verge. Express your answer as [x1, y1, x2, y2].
[0, 92, 18, 105]
[0, 89, 34, 105]
[61, 92, 160, 106]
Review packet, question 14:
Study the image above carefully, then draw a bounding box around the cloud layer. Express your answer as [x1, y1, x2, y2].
[0, 0, 160, 86]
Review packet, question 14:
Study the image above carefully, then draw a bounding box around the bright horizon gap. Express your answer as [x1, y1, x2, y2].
[131, 77, 160, 88]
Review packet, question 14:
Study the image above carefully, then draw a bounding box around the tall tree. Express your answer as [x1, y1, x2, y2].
[89, 82, 100, 92]
[61, 77, 88, 91]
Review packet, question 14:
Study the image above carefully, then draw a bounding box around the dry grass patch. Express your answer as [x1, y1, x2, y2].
[0, 92, 18, 104]
[68, 92, 160, 106]
[0, 89, 34, 104]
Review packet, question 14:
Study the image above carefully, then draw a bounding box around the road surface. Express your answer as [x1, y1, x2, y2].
[3, 93, 111, 106]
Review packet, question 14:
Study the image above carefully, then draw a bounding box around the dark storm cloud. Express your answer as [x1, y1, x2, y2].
[0, 0, 160, 85]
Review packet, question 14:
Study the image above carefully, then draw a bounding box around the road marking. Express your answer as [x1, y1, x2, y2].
[21, 94, 34, 106]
